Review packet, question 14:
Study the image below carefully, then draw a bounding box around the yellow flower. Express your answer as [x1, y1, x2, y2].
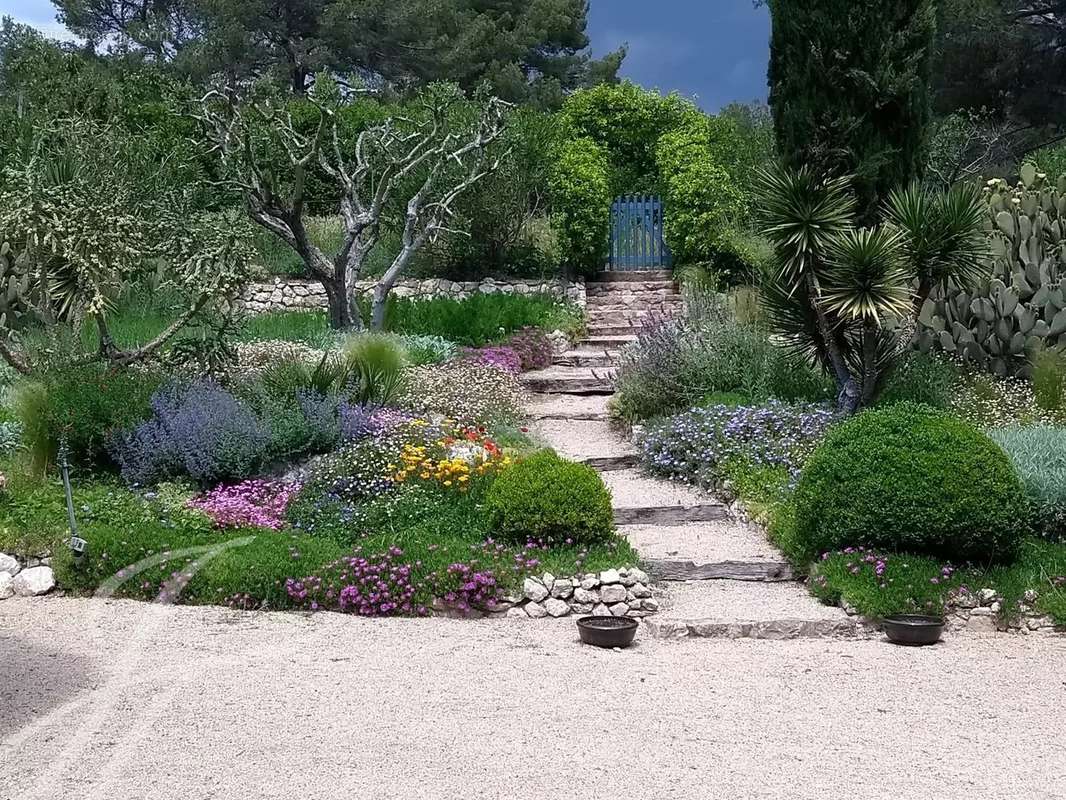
[443, 480, 453, 487]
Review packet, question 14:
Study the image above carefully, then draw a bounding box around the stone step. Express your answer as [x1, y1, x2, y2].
[586, 324, 641, 337]
[521, 367, 615, 394]
[589, 271, 675, 283]
[583, 309, 665, 327]
[585, 294, 683, 305]
[581, 335, 637, 348]
[554, 349, 620, 367]
[613, 504, 729, 526]
[646, 581, 866, 641]
[644, 559, 795, 583]
[645, 617, 871, 641]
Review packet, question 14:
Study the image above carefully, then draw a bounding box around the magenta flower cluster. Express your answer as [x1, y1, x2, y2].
[817, 546, 956, 590]
[286, 546, 427, 616]
[190, 479, 301, 530]
[459, 345, 522, 374]
[436, 562, 503, 613]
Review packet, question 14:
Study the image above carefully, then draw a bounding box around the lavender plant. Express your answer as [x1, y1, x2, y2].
[109, 380, 271, 485]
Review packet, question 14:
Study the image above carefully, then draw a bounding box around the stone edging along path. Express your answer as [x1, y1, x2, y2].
[525, 394, 869, 641]
[525, 393, 1064, 641]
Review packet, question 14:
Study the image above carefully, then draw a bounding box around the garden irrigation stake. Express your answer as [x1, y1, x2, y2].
[59, 435, 87, 565]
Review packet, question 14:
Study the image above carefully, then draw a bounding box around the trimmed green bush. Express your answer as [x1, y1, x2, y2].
[485, 450, 615, 547]
[792, 403, 1027, 563]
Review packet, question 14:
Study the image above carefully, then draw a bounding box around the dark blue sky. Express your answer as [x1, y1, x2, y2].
[588, 0, 771, 110]
[9, 0, 772, 110]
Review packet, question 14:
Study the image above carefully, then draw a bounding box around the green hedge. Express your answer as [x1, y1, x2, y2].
[549, 137, 611, 274]
[656, 118, 745, 271]
[792, 403, 1027, 563]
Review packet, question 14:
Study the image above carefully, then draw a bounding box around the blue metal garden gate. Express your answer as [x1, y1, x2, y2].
[609, 194, 672, 270]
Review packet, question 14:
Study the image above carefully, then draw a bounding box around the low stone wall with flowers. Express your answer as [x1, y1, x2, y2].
[505, 568, 659, 619]
[241, 276, 586, 315]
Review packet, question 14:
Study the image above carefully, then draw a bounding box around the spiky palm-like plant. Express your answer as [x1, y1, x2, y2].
[757, 166, 986, 412]
[884, 181, 989, 316]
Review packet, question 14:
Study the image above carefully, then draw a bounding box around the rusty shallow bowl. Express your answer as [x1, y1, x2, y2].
[576, 615, 638, 648]
[882, 614, 945, 646]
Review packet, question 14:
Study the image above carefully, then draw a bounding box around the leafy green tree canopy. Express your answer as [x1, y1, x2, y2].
[767, 0, 937, 221]
[52, 0, 623, 104]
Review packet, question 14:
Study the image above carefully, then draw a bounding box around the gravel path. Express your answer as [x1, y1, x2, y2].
[601, 469, 711, 508]
[3, 597, 1066, 800]
[529, 418, 634, 460]
[660, 580, 848, 621]
[623, 521, 784, 563]
[526, 393, 610, 419]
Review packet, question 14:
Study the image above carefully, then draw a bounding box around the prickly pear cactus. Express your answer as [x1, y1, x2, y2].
[916, 163, 1066, 377]
[0, 239, 36, 341]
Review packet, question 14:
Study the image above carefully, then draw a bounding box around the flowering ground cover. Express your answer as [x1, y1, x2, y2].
[0, 294, 647, 617]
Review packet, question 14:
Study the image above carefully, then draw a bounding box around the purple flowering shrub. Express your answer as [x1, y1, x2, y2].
[109, 380, 271, 486]
[190, 479, 302, 530]
[640, 401, 839, 489]
[286, 546, 424, 615]
[460, 345, 522, 374]
[808, 546, 962, 617]
[506, 327, 554, 371]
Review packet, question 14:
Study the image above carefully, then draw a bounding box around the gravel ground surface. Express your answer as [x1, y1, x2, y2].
[622, 521, 783, 563]
[530, 419, 634, 459]
[660, 580, 849, 621]
[3, 597, 1066, 800]
[603, 469, 713, 508]
[525, 393, 610, 419]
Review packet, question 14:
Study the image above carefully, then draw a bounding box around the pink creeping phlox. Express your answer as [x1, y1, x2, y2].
[190, 479, 301, 530]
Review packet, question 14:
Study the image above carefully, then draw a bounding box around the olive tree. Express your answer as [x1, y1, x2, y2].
[199, 75, 510, 330]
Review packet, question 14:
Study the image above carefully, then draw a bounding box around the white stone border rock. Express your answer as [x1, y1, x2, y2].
[508, 568, 658, 619]
[0, 552, 55, 599]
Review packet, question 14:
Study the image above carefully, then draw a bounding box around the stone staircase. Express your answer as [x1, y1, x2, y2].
[522, 271, 682, 394]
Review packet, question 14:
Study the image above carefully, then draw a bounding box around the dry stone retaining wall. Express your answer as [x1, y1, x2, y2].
[242, 277, 586, 315]
[508, 567, 658, 619]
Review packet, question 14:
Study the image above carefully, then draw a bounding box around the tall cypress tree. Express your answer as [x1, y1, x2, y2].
[767, 0, 937, 221]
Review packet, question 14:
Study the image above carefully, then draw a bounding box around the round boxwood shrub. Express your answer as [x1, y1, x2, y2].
[792, 403, 1026, 564]
[485, 450, 614, 547]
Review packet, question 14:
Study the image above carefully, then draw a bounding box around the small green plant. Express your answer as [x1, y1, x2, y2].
[792, 403, 1027, 564]
[878, 351, 956, 409]
[1032, 347, 1066, 412]
[12, 365, 163, 474]
[485, 450, 615, 547]
[990, 425, 1066, 542]
[258, 352, 347, 401]
[342, 333, 407, 406]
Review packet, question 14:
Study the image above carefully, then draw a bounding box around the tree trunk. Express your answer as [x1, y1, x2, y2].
[322, 274, 359, 330]
[370, 283, 390, 331]
[805, 274, 853, 405]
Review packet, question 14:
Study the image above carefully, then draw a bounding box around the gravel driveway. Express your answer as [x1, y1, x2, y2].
[3, 597, 1065, 799]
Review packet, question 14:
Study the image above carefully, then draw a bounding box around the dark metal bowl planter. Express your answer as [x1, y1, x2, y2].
[577, 615, 638, 648]
[882, 614, 945, 646]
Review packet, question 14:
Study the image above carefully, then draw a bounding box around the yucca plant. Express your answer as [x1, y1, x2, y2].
[757, 166, 987, 412]
[884, 181, 988, 316]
